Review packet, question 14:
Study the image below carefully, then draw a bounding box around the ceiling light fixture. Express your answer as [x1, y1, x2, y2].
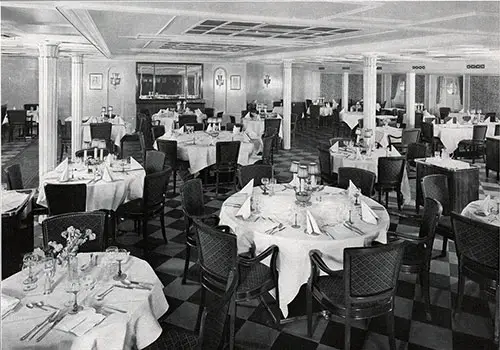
[264, 74, 271, 87]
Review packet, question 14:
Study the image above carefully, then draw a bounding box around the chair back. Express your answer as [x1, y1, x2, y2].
[180, 179, 205, 217]
[156, 139, 178, 169]
[216, 111, 224, 119]
[377, 157, 406, 186]
[225, 123, 243, 132]
[204, 108, 214, 119]
[343, 240, 406, 303]
[145, 150, 166, 174]
[215, 141, 240, 168]
[418, 197, 443, 242]
[238, 164, 272, 188]
[337, 167, 375, 197]
[396, 110, 405, 126]
[229, 115, 236, 124]
[42, 211, 106, 252]
[451, 212, 499, 271]
[495, 124, 500, 136]
[264, 118, 281, 137]
[178, 115, 197, 128]
[262, 135, 274, 164]
[185, 123, 204, 131]
[143, 168, 171, 209]
[420, 122, 434, 143]
[120, 133, 146, 165]
[332, 122, 352, 139]
[75, 147, 109, 159]
[305, 99, 312, 109]
[472, 125, 487, 141]
[45, 183, 87, 216]
[401, 129, 421, 145]
[291, 102, 306, 116]
[406, 143, 427, 164]
[273, 101, 283, 107]
[151, 125, 165, 140]
[439, 107, 451, 119]
[485, 112, 496, 122]
[331, 109, 340, 124]
[61, 121, 72, 140]
[310, 105, 320, 119]
[421, 174, 451, 216]
[90, 123, 112, 141]
[6, 110, 26, 124]
[317, 145, 332, 178]
[4, 164, 23, 190]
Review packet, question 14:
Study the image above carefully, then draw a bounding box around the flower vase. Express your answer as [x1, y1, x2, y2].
[67, 253, 79, 281]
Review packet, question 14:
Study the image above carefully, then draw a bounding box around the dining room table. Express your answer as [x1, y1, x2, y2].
[36, 157, 146, 212]
[461, 197, 500, 227]
[152, 109, 205, 131]
[219, 185, 389, 318]
[375, 125, 402, 148]
[153, 130, 260, 174]
[330, 146, 412, 205]
[1, 252, 169, 349]
[241, 115, 283, 138]
[433, 121, 500, 153]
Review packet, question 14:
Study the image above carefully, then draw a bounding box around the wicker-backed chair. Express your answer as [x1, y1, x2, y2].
[439, 107, 451, 121]
[337, 167, 376, 197]
[317, 145, 337, 185]
[151, 125, 165, 141]
[186, 123, 204, 131]
[180, 179, 220, 285]
[238, 164, 273, 188]
[45, 183, 87, 216]
[7, 110, 28, 141]
[229, 115, 236, 125]
[59, 121, 72, 162]
[455, 124, 488, 163]
[451, 212, 499, 344]
[495, 124, 500, 136]
[388, 128, 421, 155]
[156, 139, 189, 195]
[42, 211, 107, 252]
[178, 115, 197, 128]
[420, 122, 443, 156]
[260, 134, 275, 165]
[225, 123, 243, 132]
[307, 240, 407, 350]
[145, 150, 166, 174]
[193, 219, 280, 346]
[120, 133, 146, 166]
[204, 108, 214, 119]
[264, 118, 282, 150]
[486, 137, 500, 180]
[74, 147, 109, 159]
[375, 157, 406, 210]
[406, 143, 428, 178]
[116, 168, 171, 247]
[421, 174, 453, 259]
[213, 141, 240, 197]
[90, 123, 113, 152]
[388, 198, 443, 320]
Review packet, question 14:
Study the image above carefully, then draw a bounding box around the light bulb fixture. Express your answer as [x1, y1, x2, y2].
[110, 72, 121, 87]
[216, 74, 224, 87]
[264, 74, 271, 87]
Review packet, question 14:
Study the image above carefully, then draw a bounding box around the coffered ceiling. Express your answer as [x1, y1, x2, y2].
[1, 1, 499, 69]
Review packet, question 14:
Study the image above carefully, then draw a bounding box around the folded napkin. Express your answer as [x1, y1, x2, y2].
[459, 108, 464, 113]
[206, 124, 213, 132]
[446, 118, 453, 124]
[1, 294, 20, 317]
[330, 142, 339, 152]
[240, 178, 254, 195]
[2, 191, 29, 213]
[102, 164, 115, 182]
[423, 110, 431, 117]
[289, 174, 300, 189]
[130, 157, 142, 170]
[56, 308, 105, 337]
[2, 117, 8, 125]
[233, 126, 240, 134]
[58, 158, 70, 182]
[175, 125, 185, 134]
[347, 180, 357, 197]
[87, 116, 97, 124]
[195, 108, 202, 117]
[355, 148, 362, 159]
[361, 200, 378, 224]
[306, 210, 322, 235]
[55, 157, 69, 173]
[106, 153, 113, 166]
[243, 112, 250, 119]
[236, 196, 252, 220]
[480, 195, 491, 215]
[113, 116, 125, 125]
[185, 107, 191, 113]
[173, 111, 179, 119]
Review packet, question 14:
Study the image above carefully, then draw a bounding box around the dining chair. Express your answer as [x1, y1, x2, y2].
[193, 219, 280, 346]
[238, 164, 273, 188]
[420, 122, 444, 156]
[178, 115, 197, 128]
[225, 123, 243, 132]
[388, 128, 421, 155]
[59, 121, 72, 162]
[406, 143, 427, 178]
[204, 107, 214, 119]
[145, 150, 167, 174]
[180, 179, 220, 285]
[115, 168, 172, 248]
[451, 212, 499, 344]
[317, 145, 337, 185]
[120, 133, 146, 166]
[486, 137, 500, 180]
[229, 115, 236, 125]
[310, 105, 321, 128]
[307, 240, 407, 350]
[495, 124, 500, 136]
[157, 139, 189, 195]
[90, 123, 113, 153]
[388, 198, 442, 320]
[375, 156, 406, 210]
[439, 107, 451, 121]
[6, 110, 28, 141]
[45, 183, 87, 216]
[455, 124, 488, 163]
[216, 111, 224, 119]
[42, 211, 107, 252]
[421, 174, 453, 259]
[264, 118, 282, 150]
[260, 134, 275, 165]
[74, 147, 109, 159]
[214, 141, 241, 197]
[485, 112, 496, 122]
[151, 125, 165, 141]
[337, 167, 376, 197]
[332, 122, 352, 139]
[145, 268, 238, 350]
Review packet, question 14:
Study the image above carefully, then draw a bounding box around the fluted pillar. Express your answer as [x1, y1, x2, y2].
[462, 74, 470, 112]
[405, 72, 416, 128]
[38, 43, 59, 178]
[71, 55, 83, 160]
[382, 74, 392, 107]
[283, 60, 292, 150]
[363, 55, 377, 139]
[342, 72, 349, 111]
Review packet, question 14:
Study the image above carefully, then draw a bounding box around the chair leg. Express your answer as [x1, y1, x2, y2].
[182, 243, 191, 285]
[378, 190, 382, 204]
[439, 237, 448, 258]
[387, 311, 397, 350]
[195, 286, 206, 331]
[385, 191, 389, 208]
[159, 211, 167, 244]
[454, 263, 465, 319]
[229, 298, 236, 350]
[397, 191, 402, 211]
[420, 270, 432, 321]
[344, 318, 351, 350]
[495, 285, 499, 344]
[142, 218, 148, 246]
[172, 170, 177, 195]
[215, 171, 220, 197]
[307, 285, 313, 337]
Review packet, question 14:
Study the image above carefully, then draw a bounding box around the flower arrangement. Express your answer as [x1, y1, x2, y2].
[85, 157, 101, 167]
[34, 226, 96, 264]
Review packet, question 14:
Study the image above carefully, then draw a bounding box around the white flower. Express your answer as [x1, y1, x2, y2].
[48, 241, 64, 253]
[33, 247, 46, 259]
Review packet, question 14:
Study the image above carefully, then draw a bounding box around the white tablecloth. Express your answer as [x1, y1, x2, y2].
[219, 186, 389, 317]
[81, 122, 127, 148]
[330, 147, 411, 205]
[37, 158, 145, 211]
[461, 199, 500, 227]
[340, 111, 363, 129]
[433, 122, 500, 153]
[1, 253, 168, 350]
[242, 117, 283, 138]
[152, 112, 177, 132]
[375, 126, 402, 148]
[154, 131, 258, 174]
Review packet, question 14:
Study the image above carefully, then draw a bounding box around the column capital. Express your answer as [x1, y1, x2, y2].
[71, 54, 83, 64]
[38, 42, 59, 58]
[363, 55, 377, 68]
[283, 59, 293, 69]
[406, 71, 416, 77]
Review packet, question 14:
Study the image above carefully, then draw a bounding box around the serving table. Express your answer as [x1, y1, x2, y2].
[1, 253, 168, 349]
[219, 186, 389, 317]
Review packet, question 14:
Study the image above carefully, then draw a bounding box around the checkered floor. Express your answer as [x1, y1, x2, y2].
[9, 126, 499, 349]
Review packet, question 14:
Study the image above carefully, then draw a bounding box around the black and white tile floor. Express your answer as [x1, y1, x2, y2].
[18, 126, 499, 349]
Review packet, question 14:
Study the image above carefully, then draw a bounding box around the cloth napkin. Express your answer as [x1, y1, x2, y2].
[233, 126, 240, 134]
[58, 158, 70, 182]
[2, 191, 29, 213]
[2, 116, 8, 125]
[240, 178, 254, 195]
[361, 200, 378, 224]
[446, 118, 453, 125]
[175, 125, 185, 134]
[129, 157, 142, 170]
[459, 108, 464, 113]
[236, 196, 252, 220]
[423, 110, 431, 117]
[1, 294, 20, 317]
[355, 148, 362, 159]
[86, 116, 97, 124]
[243, 112, 250, 119]
[206, 124, 213, 132]
[195, 108, 202, 117]
[185, 107, 191, 113]
[56, 308, 105, 337]
[113, 116, 125, 125]
[347, 180, 357, 197]
[330, 142, 339, 152]
[306, 210, 322, 235]
[102, 164, 115, 182]
[55, 157, 69, 173]
[480, 195, 491, 215]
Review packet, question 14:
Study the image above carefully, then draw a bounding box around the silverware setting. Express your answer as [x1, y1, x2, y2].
[96, 286, 114, 300]
[265, 223, 285, 235]
[20, 310, 59, 341]
[101, 305, 127, 313]
[343, 222, 365, 236]
[36, 310, 67, 342]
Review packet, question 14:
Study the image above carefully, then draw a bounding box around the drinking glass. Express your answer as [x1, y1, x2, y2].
[105, 246, 118, 280]
[22, 253, 39, 291]
[113, 249, 129, 281]
[67, 279, 83, 314]
[269, 178, 277, 196]
[42, 257, 56, 295]
[261, 177, 269, 195]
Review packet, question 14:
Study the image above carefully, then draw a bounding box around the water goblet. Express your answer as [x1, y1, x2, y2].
[67, 279, 83, 314]
[42, 257, 56, 295]
[113, 249, 129, 281]
[269, 178, 277, 196]
[22, 253, 39, 291]
[261, 177, 269, 195]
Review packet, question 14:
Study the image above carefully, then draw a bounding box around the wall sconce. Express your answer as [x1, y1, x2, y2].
[110, 72, 121, 88]
[216, 74, 225, 87]
[264, 74, 271, 87]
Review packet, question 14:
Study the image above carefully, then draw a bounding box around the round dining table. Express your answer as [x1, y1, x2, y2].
[1, 253, 169, 350]
[340, 111, 363, 129]
[375, 125, 402, 148]
[242, 116, 283, 138]
[219, 186, 389, 317]
[461, 198, 500, 227]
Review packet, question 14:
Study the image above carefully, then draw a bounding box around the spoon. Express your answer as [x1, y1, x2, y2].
[36, 301, 58, 310]
[26, 302, 48, 311]
[95, 286, 114, 301]
[121, 279, 151, 290]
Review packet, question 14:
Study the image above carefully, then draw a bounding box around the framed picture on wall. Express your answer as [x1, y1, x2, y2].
[230, 75, 241, 90]
[89, 73, 103, 90]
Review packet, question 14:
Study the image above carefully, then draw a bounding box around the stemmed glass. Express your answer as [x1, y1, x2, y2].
[22, 253, 39, 291]
[67, 279, 83, 314]
[113, 249, 129, 281]
[261, 177, 269, 195]
[42, 257, 56, 295]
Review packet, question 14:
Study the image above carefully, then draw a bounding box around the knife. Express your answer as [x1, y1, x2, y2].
[344, 222, 365, 236]
[35, 311, 67, 342]
[20, 311, 57, 341]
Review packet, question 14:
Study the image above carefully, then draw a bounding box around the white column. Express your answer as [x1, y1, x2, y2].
[363, 55, 377, 139]
[382, 74, 392, 107]
[424, 75, 430, 110]
[71, 55, 83, 160]
[282, 60, 293, 150]
[342, 71, 349, 111]
[405, 72, 416, 128]
[462, 74, 470, 112]
[38, 43, 59, 178]
[427, 74, 437, 115]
